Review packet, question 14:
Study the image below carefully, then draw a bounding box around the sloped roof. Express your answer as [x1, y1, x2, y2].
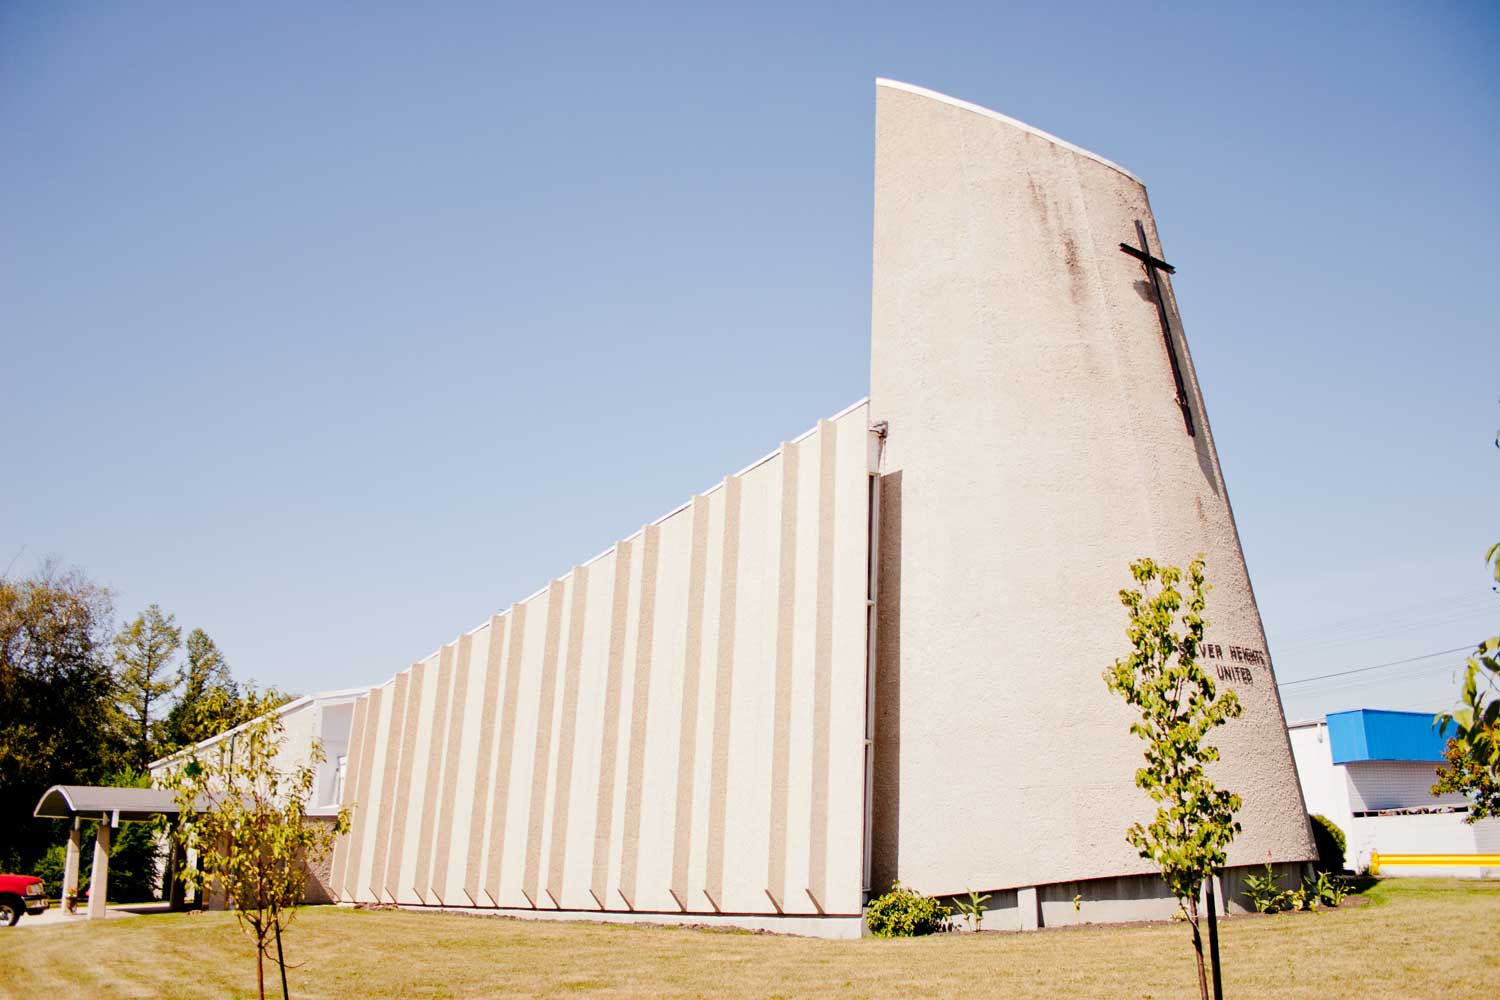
[33, 784, 182, 822]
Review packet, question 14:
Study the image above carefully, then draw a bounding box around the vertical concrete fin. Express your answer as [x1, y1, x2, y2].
[547, 565, 591, 907]
[412, 643, 455, 902]
[484, 602, 529, 906]
[703, 475, 741, 911]
[344, 687, 382, 902]
[431, 631, 472, 903]
[590, 540, 633, 909]
[463, 613, 507, 906]
[670, 495, 711, 910]
[382, 661, 426, 903]
[329, 694, 368, 899]
[765, 440, 800, 910]
[523, 580, 567, 908]
[807, 419, 838, 910]
[369, 672, 409, 899]
[618, 523, 661, 911]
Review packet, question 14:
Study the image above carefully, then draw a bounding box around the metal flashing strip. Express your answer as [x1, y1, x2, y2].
[874, 79, 1142, 185]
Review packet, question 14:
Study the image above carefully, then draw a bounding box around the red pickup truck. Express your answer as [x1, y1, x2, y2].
[0, 874, 49, 925]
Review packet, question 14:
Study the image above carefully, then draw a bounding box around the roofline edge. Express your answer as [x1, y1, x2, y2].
[874, 78, 1143, 186]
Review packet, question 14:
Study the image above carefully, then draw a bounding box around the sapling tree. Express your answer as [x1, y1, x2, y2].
[1104, 557, 1242, 1000]
[160, 705, 348, 1000]
[1433, 541, 1500, 820]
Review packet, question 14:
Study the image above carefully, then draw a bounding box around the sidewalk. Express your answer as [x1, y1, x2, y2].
[18, 900, 172, 928]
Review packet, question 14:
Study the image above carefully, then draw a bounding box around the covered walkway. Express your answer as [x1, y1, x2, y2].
[33, 785, 188, 920]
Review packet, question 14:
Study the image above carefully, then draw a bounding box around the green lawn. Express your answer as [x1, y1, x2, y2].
[4, 879, 1493, 999]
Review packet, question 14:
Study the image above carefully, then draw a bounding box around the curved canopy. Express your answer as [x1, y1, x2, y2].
[34, 784, 182, 823]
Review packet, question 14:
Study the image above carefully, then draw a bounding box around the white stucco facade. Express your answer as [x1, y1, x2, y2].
[314, 81, 1317, 935]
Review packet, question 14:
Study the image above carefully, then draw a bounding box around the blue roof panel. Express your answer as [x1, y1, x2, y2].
[1327, 709, 1455, 764]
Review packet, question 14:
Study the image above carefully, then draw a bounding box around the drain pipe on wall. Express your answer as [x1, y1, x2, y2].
[860, 420, 888, 897]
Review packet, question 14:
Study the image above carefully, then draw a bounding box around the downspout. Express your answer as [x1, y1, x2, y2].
[860, 420, 888, 896]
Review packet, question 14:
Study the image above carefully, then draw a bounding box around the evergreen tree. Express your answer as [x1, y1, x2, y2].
[112, 604, 182, 767]
[164, 627, 237, 748]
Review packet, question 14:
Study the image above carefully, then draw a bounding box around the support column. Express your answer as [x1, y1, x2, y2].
[62, 819, 81, 911]
[87, 820, 112, 920]
[166, 823, 187, 911]
[1017, 886, 1040, 931]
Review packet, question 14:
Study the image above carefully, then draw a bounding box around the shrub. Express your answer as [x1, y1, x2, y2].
[1309, 814, 1346, 873]
[1243, 860, 1294, 913]
[1307, 870, 1348, 908]
[866, 883, 952, 937]
[32, 845, 67, 898]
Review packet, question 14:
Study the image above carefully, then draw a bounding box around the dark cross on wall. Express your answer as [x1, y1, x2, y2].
[1119, 220, 1195, 437]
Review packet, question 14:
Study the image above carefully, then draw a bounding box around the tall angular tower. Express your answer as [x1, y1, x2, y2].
[868, 80, 1314, 921]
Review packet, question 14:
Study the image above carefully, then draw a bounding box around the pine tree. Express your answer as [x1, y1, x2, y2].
[112, 604, 182, 767]
[164, 628, 237, 748]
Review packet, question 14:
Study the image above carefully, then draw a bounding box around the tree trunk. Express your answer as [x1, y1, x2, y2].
[1186, 896, 1209, 1000]
[1205, 875, 1224, 1000]
[256, 939, 265, 1000]
[274, 907, 289, 1000]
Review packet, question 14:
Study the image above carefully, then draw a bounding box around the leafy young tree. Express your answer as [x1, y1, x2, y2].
[1104, 557, 1243, 1000]
[0, 562, 118, 871]
[112, 603, 182, 767]
[161, 704, 347, 1000]
[1433, 542, 1500, 820]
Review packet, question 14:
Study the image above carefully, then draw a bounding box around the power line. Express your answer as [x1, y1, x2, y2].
[1276, 644, 1475, 688]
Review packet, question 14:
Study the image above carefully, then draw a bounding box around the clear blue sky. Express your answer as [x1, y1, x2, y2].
[3, 2, 1496, 723]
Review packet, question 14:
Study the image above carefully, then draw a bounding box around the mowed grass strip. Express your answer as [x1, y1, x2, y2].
[4, 880, 1494, 999]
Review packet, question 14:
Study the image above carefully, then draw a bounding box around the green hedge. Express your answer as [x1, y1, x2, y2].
[1310, 814, 1346, 873]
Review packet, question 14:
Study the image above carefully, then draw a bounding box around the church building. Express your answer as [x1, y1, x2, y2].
[325, 80, 1317, 937]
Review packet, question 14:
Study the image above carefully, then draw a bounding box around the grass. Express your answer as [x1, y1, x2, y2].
[4, 879, 1494, 999]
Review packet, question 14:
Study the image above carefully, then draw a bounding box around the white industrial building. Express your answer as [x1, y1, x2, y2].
[1288, 709, 1500, 876]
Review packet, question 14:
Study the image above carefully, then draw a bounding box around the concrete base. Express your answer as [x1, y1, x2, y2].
[941, 862, 1310, 931]
[368, 902, 865, 940]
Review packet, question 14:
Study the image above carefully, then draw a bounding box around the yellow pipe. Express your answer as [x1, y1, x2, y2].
[1370, 851, 1500, 875]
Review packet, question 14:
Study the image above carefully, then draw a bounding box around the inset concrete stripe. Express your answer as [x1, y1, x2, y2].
[369, 674, 408, 899]
[807, 419, 838, 912]
[483, 602, 529, 906]
[412, 643, 455, 902]
[523, 580, 567, 907]
[765, 441, 799, 911]
[329, 695, 368, 899]
[346, 687, 382, 901]
[589, 540, 632, 908]
[463, 614, 508, 905]
[431, 632, 472, 903]
[669, 495, 711, 911]
[617, 523, 660, 909]
[704, 476, 741, 911]
[546, 566, 590, 906]
[382, 660, 427, 903]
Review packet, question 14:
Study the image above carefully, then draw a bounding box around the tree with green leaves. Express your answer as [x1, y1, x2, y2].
[164, 627, 238, 749]
[112, 603, 182, 767]
[1104, 556, 1243, 1000]
[1433, 542, 1500, 820]
[160, 703, 347, 1000]
[0, 562, 119, 871]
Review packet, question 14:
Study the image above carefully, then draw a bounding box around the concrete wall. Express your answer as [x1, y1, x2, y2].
[1288, 721, 1351, 830]
[868, 79, 1316, 898]
[331, 404, 877, 925]
[149, 690, 363, 813]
